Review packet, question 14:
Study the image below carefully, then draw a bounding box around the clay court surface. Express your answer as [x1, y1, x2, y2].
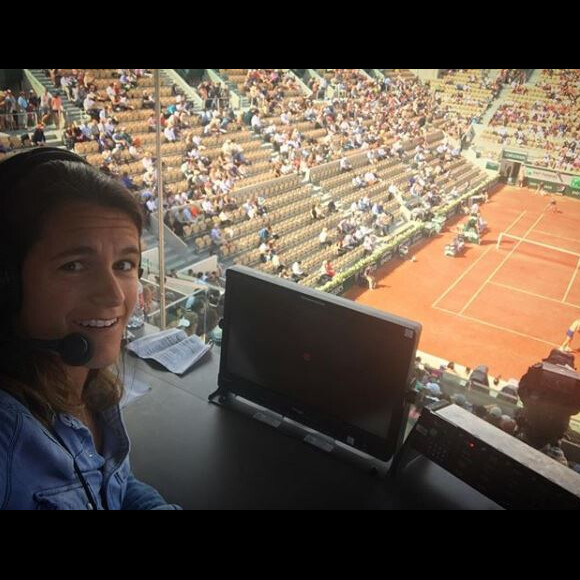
[347, 186, 580, 380]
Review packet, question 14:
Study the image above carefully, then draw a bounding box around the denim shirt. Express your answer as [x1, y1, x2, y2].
[0, 390, 180, 510]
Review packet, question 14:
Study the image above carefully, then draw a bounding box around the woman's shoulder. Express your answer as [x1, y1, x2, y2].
[0, 391, 32, 455]
[0, 389, 32, 416]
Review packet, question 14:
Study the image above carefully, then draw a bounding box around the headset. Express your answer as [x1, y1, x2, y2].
[0, 147, 142, 366]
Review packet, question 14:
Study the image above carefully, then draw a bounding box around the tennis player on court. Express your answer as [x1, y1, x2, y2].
[546, 195, 557, 213]
[561, 319, 580, 352]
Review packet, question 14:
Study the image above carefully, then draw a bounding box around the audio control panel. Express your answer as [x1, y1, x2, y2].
[402, 403, 580, 510]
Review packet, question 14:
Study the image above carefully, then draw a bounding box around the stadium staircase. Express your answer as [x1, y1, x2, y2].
[27, 69, 85, 132]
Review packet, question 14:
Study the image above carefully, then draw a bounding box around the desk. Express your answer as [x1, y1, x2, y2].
[122, 348, 501, 510]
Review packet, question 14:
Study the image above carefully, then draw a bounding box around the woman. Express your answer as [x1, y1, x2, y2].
[0, 148, 180, 509]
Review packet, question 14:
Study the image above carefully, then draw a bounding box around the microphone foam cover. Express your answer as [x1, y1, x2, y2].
[60, 333, 93, 366]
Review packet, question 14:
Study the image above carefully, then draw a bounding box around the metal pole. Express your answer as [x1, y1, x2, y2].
[154, 69, 167, 329]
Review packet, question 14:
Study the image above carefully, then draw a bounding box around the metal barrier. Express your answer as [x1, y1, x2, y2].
[201, 96, 230, 111]
[0, 111, 40, 131]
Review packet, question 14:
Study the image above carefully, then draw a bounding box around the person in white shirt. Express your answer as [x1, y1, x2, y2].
[142, 153, 154, 172]
[339, 156, 352, 172]
[259, 242, 269, 263]
[83, 93, 97, 113]
[145, 196, 157, 213]
[362, 235, 374, 255]
[271, 253, 282, 271]
[388, 184, 399, 198]
[319, 227, 332, 247]
[176, 191, 189, 205]
[291, 261, 304, 281]
[251, 113, 262, 133]
[218, 210, 231, 226]
[163, 126, 177, 142]
[201, 199, 216, 216]
[343, 233, 356, 249]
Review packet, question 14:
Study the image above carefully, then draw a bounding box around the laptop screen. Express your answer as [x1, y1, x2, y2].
[218, 266, 421, 461]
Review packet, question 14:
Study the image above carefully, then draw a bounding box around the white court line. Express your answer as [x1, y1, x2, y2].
[431, 210, 527, 310]
[431, 246, 494, 309]
[459, 212, 546, 316]
[489, 280, 580, 309]
[434, 305, 559, 349]
[563, 256, 580, 303]
[533, 229, 580, 245]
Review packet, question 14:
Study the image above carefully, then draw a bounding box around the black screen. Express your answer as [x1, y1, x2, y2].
[219, 266, 421, 460]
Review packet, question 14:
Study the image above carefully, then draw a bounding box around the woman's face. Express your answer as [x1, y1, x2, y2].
[17, 202, 141, 370]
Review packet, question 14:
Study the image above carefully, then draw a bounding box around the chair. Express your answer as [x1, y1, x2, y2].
[469, 364, 490, 387]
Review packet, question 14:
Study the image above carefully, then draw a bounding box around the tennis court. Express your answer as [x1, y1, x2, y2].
[347, 186, 580, 379]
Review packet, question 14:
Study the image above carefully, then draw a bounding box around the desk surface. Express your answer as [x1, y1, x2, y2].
[122, 346, 500, 510]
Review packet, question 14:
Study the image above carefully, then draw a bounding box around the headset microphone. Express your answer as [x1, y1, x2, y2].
[27, 333, 94, 366]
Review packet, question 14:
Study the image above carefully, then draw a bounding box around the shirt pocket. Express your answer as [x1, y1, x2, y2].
[107, 464, 129, 510]
[33, 483, 94, 510]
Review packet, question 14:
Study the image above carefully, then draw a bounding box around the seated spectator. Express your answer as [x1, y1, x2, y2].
[364, 171, 379, 185]
[451, 393, 472, 412]
[258, 225, 271, 244]
[310, 203, 325, 220]
[120, 172, 138, 191]
[271, 252, 283, 272]
[486, 406, 503, 427]
[339, 156, 352, 172]
[319, 227, 332, 247]
[499, 415, 517, 435]
[342, 233, 356, 250]
[259, 242, 269, 263]
[362, 236, 374, 255]
[291, 261, 305, 282]
[31, 123, 46, 146]
[319, 260, 336, 282]
[445, 361, 459, 375]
